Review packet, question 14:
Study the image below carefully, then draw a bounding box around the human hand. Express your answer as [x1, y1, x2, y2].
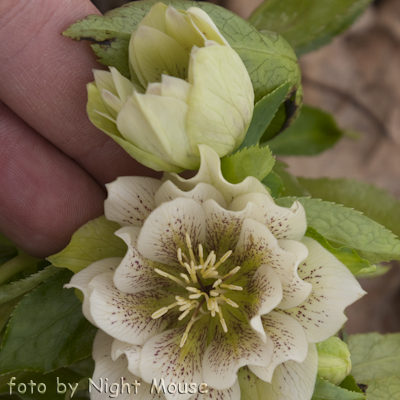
[0, 0, 160, 258]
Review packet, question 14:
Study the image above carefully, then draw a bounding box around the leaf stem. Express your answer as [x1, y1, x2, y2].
[0, 254, 40, 286]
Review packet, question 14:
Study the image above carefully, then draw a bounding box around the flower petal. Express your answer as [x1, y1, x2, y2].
[234, 219, 298, 284]
[89, 272, 176, 345]
[161, 74, 192, 103]
[114, 226, 172, 294]
[165, 6, 204, 53]
[93, 70, 118, 96]
[92, 330, 164, 400]
[280, 237, 366, 343]
[132, 91, 199, 169]
[164, 145, 270, 205]
[240, 265, 283, 343]
[64, 257, 121, 326]
[189, 380, 240, 400]
[110, 67, 135, 103]
[186, 7, 230, 46]
[133, 25, 190, 83]
[238, 344, 318, 400]
[155, 180, 227, 209]
[137, 198, 206, 265]
[111, 339, 142, 377]
[140, 318, 209, 400]
[186, 46, 254, 158]
[249, 311, 308, 383]
[203, 318, 273, 391]
[105, 176, 162, 227]
[229, 195, 307, 241]
[277, 240, 312, 310]
[203, 199, 263, 255]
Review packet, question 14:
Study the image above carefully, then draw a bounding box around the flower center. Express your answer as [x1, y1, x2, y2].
[151, 232, 243, 347]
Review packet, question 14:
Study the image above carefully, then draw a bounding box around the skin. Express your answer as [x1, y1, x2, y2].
[0, 0, 160, 258]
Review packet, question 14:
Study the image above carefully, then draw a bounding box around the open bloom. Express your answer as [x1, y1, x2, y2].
[66, 146, 365, 400]
[87, 3, 254, 172]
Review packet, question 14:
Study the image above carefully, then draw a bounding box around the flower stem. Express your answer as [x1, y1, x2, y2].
[0, 254, 40, 286]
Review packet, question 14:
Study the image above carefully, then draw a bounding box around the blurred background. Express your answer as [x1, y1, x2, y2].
[90, 0, 400, 334]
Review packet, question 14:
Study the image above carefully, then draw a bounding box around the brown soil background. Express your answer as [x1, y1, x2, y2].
[92, 0, 400, 334]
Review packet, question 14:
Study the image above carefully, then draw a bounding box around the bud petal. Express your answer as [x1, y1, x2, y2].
[187, 45, 254, 157]
[187, 7, 230, 46]
[165, 6, 204, 52]
[316, 337, 352, 385]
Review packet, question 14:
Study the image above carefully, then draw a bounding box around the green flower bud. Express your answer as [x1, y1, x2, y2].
[87, 2, 254, 173]
[316, 336, 352, 386]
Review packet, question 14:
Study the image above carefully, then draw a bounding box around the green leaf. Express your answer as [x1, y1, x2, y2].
[0, 266, 59, 306]
[365, 377, 400, 400]
[275, 197, 400, 263]
[221, 146, 275, 184]
[265, 106, 343, 156]
[339, 375, 364, 393]
[237, 82, 290, 152]
[48, 216, 126, 273]
[340, 375, 364, 393]
[248, 0, 373, 56]
[348, 333, 400, 382]
[312, 377, 365, 399]
[305, 227, 374, 276]
[0, 269, 97, 373]
[273, 160, 310, 197]
[64, 0, 301, 103]
[262, 170, 284, 198]
[298, 177, 400, 238]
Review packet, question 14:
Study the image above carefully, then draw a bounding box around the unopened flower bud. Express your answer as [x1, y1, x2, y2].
[316, 336, 352, 385]
[87, 3, 254, 172]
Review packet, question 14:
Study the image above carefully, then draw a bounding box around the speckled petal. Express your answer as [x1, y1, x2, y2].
[280, 237, 366, 343]
[155, 180, 227, 209]
[105, 176, 162, 227]
[163, 145, 270, 205]
[92, 330, 164, 400]
[202, 319, 273, 391]
[89, 272, 175, 345]
[64, 257, 121, 326]
[111, 339, 142, 378]
[188, 379, 240, 400]
[241, 265, 283, 343]
[229, 195, 307, 241]
[277, 240, 312, 310]
[140, 319, 208, 400]
[203, 199, 263, 255]
[137, 198, 206, 265]
[238, 344, 318, 400]
[249, 312, 308, 383]
[114, 226, 172, 294]
[234, 219, 298, 284]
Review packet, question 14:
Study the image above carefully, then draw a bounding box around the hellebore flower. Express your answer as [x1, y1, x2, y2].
[87, 3, 254, 172]
[66, 146, 365, 400]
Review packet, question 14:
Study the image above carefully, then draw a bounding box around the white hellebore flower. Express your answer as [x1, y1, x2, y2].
[66, 145, 365, 400]
[87, 3, 254, 173]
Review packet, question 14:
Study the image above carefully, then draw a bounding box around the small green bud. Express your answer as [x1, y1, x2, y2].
[316, 337, 352, 385]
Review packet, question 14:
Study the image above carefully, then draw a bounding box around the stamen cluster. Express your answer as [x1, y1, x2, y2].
[151, 232, 243, 347]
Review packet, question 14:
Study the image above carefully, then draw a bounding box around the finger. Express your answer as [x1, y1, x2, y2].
[0, 0, 161, 185]
[0, 100, 106, 258]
